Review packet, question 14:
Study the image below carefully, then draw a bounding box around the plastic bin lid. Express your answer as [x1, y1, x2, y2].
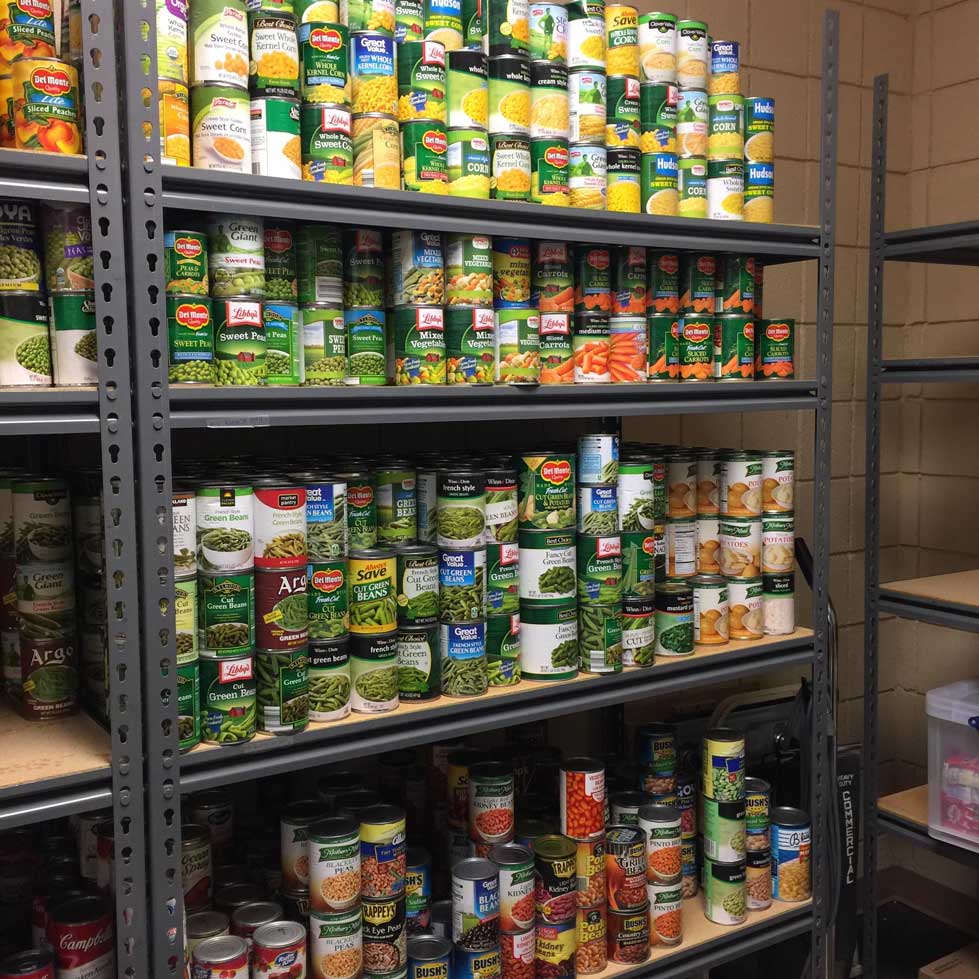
[925, 677, 979, 729]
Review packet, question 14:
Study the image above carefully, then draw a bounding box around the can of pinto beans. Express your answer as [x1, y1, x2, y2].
[559, 757, 605, 840]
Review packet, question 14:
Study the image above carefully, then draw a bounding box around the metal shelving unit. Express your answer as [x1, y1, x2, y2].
[0, 5, 837, 975]
[864, 73, 979, 978]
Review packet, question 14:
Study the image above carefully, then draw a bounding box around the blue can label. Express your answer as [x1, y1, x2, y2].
[453, 946, 501, 979]
[747, 96, 775, 123]
[710, 40, 739, 75]
[439, 547, 483, 589]
[771, 821, 811, 901]
[746, 161, 774, 188]
[439, 620, 486, 660]
[352, 32, 396, 76]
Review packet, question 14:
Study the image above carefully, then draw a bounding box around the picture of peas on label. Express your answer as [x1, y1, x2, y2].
[438, 546, 486, 622]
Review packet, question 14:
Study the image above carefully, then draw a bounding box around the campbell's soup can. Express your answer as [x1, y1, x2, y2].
[46, 895, 114, 979]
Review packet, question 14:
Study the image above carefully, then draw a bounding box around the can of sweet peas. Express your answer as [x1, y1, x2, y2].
[560, 757, 605, 840]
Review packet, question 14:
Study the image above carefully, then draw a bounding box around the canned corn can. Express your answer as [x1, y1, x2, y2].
[394, 306, 446, 384]
[461, 0, 483, 48]
[709, 40, 739, 95]
[249, 11, 301, 95]
[605, 74, 639, 143]
[490, 133, 530, 200]
[568, 143, 605, 209]
[744, 96, 774, 163]
[707, 159, 743, 220]
[494, 307, 539, 384]
[446, 127, 490, 198]
[447, 49, 488, 128]
[530, 138, 570, 205]
[343, 0, 396, 34]
[604, 5, 638, 77]
[638, 12, 675, 82]
[528, 2, 568, 63]
[485, 0, 529, 56]
[402, 118, 450, 192]
[298, 0, 340, 20]
[641, 151, 677, 215]
[566, 9, 604, 71]
[352, 112, 401, 187]
[606, 148, 640, 213]
[488, 54, 530, 135]
[676, 156, 707, 220]
[675, 19, 707, 89]
[157, 0, 189, 84]
[299, 22, 350, 104]
[251, 96, 302, 179]
[160, 78, 191, 167]
[397, 40, 447, 122]
[425, 0, 464, 51]
[744, 161, 774, 224]
[300, 102, 353, 182]
[191, 1, 249, 88]
[567, 69, 605, 144]
[395, 0, 425, 43]
[707, 93, 743, 162]
[638, 80, 676, 153]
[675, 87, 706, 158]
[350, 32, 397, 115]
[191, 84, 250, 172]
[529, 61, 568, 139]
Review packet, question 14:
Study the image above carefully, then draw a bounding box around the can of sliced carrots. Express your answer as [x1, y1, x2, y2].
[607, 316, 647, 383]
[755, 317, 793, 379]
[572, 312, 610, 383]
[677, 315, 712, 381]
[715, 314, 753, 381]
[539, 311, 573, 384]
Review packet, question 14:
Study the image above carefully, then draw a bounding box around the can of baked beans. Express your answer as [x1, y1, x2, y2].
[309, 907, 363, 979]
[606, 904, 649, 964]
[252, 920, 307, 977]
[574, 836, 605, 907]
[489, 842, 535, 933]
[408, 935, 451, 979]
[533, 834, 577, 924]
[604, 825, 646, 911]
[559, 756, 605, 840]
[308, 815, 361, 913]
[637, 804, 680, 885]
[451, 857, 500, 951]
[575, 904, 607, 975]
[405, 848, 432, 933]
[454, 945, 502, 979]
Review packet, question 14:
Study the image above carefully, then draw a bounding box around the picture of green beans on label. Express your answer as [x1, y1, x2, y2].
[438, 505, 485, 543]
[486, 493, 518, 542]
[523, 506, 575, 530]
[487, 657, 520, 686]
[205, 701, 256, 744]
[256, 653, 308, 729]
[350, 593, 398, 630]
[205, 622, 250, 649]
[308, 515, 346, 560]
[199, 528, 252, 567]
[309, 672, 350, 714]
[549, 640, 579, 670]
[580, 510, 618, 535]
[441, 655, 488, 696]
[621, 496, 655, 531]
[348, 516, 377, 550]
[538, 565, 575, 595]
[578, 605, 621, 655]
[309, 611, 349, 640]
[623, 618, 655, 666]
[398, 664, 430, 693]
[621, 541, 655, 597]
[398, 588, 438, 622]
[273, 592, 308, 631]
[176, 632, 196, 659]
[355, 665, 398, 703]
[439, 567, 484, 621]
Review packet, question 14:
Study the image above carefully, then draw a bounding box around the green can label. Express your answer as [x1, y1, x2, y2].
[447, 51, 488, 129]
[520, 599, 577, 680]
[714, 255, 754, 315]
[755, 318, 793, 379]
[707, 94, 743, 161]
[300, 104, 354, 183]
[530, 138, 569, 204]
[397, 624, 440, 700]
[256, 647, 309, 733]
[447, 128, 491, 199]
[621, 530, 656, 598]
[678, 315, 712, 381]
[445, 305, 495, 384]
[518, 528, 575, 603]
[308, 560, 349, 640]
[342, 474, 377, 549]
[578, 603, 622, 674]
[376, 466, 417, 543]
[715, 314, 753, 381]
[48, 291, 97, 386]
[577, 535, 622, 605]
[639, 82, 677, 136]
[302, 304, 346, 385]
[345, 0, 396, 35]
[461, 0, 483, 46]
[264, 224, 298, 300]
[487, 0, 529, 54]
[264, 301, 302, 385]
[167, 295, 214, 384]
[494, 308, 540, 383]
[175, 577, 199, 665]
[297, 224, 342, 305]
[744, 97, 774, 163]
[517, 453, 575, 529]
[395, 0, 425, 44]
[344, 228, 385, 304]
[396, 548, 439, 625]
[445, 233, 492, 306]
[198, 571, 255, 657]
[401, 119, 449, 191]
[641, 151, 678, 216]
[177, 661, 201, 753]
[200, 655, 257, 745]
[394, 305, 446, 385]
[165, 229, 208, 295]
[397, 40, 447, 122]
[299, 22, 350, 103]
[486, 541, 519, 614]
[486, 612, 520, 685]
[344, 307, 387, 384]
[309, 640, 351, 721]
[607, 74, 640, 129]
[539, 311, 572, 380]
[214, 300, 266, 386]
[677, 157, 707, 218]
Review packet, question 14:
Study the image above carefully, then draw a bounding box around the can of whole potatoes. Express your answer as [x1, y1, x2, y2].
[446, 306, 495, 384]
[353, 113, 402, 188]
[308, 638, 351, 719]
[761, 449, 794, 513]
[692, 573, 728, 645]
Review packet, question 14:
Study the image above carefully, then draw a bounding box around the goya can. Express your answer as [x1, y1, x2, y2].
[200, 656, 256, 745]
[299, 22, 350, 103]
[445, 306, 495, 384]
[397, 40, 447, 122]
[353, 112, 402, 188]
[494, 308, 539, 384]
[308, 638, 351, 718]
[401, 118, 449, 192]
[519, 600, 577, 680]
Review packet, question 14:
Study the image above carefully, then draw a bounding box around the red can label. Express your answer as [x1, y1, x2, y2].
[48, 912, 114, 979]
[253, 485, 307, 569]
[252, 935, 307, 978]
[191, 949, 249, 978]
[255, 567, 309, 651]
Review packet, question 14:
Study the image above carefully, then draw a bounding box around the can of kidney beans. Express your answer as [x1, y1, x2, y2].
[533, 834, 577, 923]
[604, 825, 647, 911]
[499, 929, 534, 979]
[489, 842, 535, 933]
[451, 857, 500, 950]
[468, 761, 515, 846]
[606, 904, 650, 964]
[559, 756, 605, 840]
[534, 918, 576, 979]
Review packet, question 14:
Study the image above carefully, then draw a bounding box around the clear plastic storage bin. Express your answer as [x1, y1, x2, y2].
[927, 677, 979, 853]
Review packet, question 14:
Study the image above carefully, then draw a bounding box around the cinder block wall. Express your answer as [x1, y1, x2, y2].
[625, 0, 979, 898]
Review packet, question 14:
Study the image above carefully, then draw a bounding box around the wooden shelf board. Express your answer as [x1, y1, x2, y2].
[878, 785, 928, 828]
[0, 701, 110, 793]
[882, 570, 979, 609]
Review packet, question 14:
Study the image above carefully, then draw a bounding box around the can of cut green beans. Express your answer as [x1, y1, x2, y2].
[486, 541, 519, 615]
[437, 469, 486, 549]
[177, 660, 201, 753]
[621, 596, 654, 667]
[576, 535, 622, 606]
[350, 630, 399, 713]
[578, 603, 622, 673]
[255, 566, 309, 651]
[256, 647, 310, 734]
[397, 623, 441, 701]
[520, 600, 577, 680]
[396, 542, 439, 626]
[486, 612, 520, 686]
[440, 621, 488, 697]
[335, 468, 377, 550]
[307, 560, 349, 641]
[349, 547, 398, 635]
[198, 571, 256, 658]
[200, 655, 257, 745]
[577, 484, 618, 536]
[376, 462, 418, 544]
[439, 546, 486, 622]
[518, 529, 575, 604]
[174, 576, 199, 665]
[308, 637, 351, 721]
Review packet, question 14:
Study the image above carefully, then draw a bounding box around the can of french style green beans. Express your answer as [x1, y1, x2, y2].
[578, 603, 622, 674]
[398, 623, 441, 700]
[440, 621, 488, 697]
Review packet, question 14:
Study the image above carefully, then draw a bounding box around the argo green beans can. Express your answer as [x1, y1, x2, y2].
[445, 306, 495, 384]
[486, 612, 520, 685]
[256, 647, 310, 735]
[308, 638, 352, 721]
[394, 306, 447, 385]
[350, 631, 400, 713]
[200, 655, 257, 745]
[520, 600, 577, 680]
[437, 470, 486, 549]
[198, 571, 256, 658]
[302, 304, 346, 385]
[578, 603, 622, 674]
[349, 547, 398, 634]
[397, 623, 441, 701]
[494, 308, 540, 383]
[167, 295, 214, 384]
[654, 580, 692, 656]
[308, 560, 349, 641]
[396, 542, 439, 625]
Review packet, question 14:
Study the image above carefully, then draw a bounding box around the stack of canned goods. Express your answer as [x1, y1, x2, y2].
[743, 776, 773, 911]
[602, 4, 641, 213]
[564, 0, 605, 209]
[490, 839, 534, 979]
[0, 201, 97, 389]
[532, 831, 578, 979]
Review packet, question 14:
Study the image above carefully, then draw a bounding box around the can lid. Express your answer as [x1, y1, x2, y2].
[771, 805, 809, 827]
[560, 755, 604, 774]
[253, 920, 306, 948]
[194, 935, 249, 964]
[744, 776, 771, 795]
[408, 935, 453, 961]
[281, 799, 328, 824]
[452, 856, 498, 881]
[705, 726, 743, 743]
[395, 541, 439, 558]
[0, 950, 56, 975]
[231, 901, 285, 929]
[610, 790, 648, 808]
[358, 802, 406, 825]
[181, 823, 210, 846]
[637, 803, 679, 824]
[310, 813, 359, 840]
[488, 841, 533, 866]
[187, 909, 232, 939]
[532, 833, 576, 860]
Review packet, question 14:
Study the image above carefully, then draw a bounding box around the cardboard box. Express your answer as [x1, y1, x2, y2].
[919, 943, 979, 979]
